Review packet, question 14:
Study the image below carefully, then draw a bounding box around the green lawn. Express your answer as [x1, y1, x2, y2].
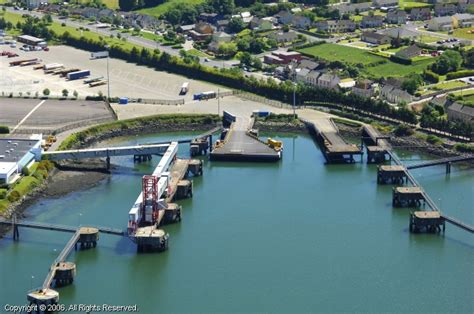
[140, 31, 161, 41]
[298, 43, 384, 65]
[137, 0, 205, 17]
[417, 34, 444, 43]
[399, 0, 431, 9]
[432, 80, 469, 90]
[451, 89, 474, 97]
[298, 43, 437, 78]
[365, 58, 435, 78]
[186, 48, 211, 58]
[451, 28, 474, 40]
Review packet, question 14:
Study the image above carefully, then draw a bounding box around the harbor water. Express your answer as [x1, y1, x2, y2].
[0, 132, 472, 312]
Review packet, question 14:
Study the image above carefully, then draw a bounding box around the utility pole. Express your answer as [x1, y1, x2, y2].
[217, 88, 220, 116]
[106, 48, 110, 101]
[293, 82, 296, 119]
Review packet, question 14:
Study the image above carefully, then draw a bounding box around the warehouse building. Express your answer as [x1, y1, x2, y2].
[0, 135, 42, 185]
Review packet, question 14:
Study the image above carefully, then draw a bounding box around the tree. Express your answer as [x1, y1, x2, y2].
[228, 17, 245, 33]
[431, 50, 463, 75]
[73, 90, 78, 99]
[218, 42, 237, 58]
[43, 88, 50, 96]
[237, 51, 252, 67]
[463, 48, 474, 68]
[62, 89, 69, 97]
[209, 0, 235, 15]
[43, 14, 53, 24]
[401, 74, 423, 95]
[119, 0, 139, 11]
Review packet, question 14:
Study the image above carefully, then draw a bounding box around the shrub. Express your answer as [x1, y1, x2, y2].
[454, 143, 474, 153]
[0, 189, 7, 199]
[394, 124, 414, 136]
[422, 70, 440, 84]
[43, 88, 50, 96]
[0, 125, 9, 134]
[426, 134, 442, 145]
[7, 190, 20, 202]
[22, 166, 30, 176]
[446, 70, 474, 80]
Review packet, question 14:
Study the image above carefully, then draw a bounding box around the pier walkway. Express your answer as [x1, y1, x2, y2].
[42, 143, 170, 161]
[210, 112, 281, 161]
[406, 155, 474, 170]
[366, 127, 474, 234]
[0, 218, 125, 236]
[302, 117, 362, 162]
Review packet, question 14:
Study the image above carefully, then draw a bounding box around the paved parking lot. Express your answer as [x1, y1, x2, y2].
[0, 98, 113, 133]
[0, 45, 229, 100]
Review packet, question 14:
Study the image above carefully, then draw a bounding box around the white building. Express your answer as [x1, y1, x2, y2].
[0, 135, 42, 184]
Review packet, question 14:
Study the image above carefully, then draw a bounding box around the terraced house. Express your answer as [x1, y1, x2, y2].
[316, 20, 356, 33]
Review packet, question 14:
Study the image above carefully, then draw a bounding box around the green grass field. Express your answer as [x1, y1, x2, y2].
[432, 80, 469, 90]
[298, 43, 384, 65]
[137, 0, 205, 17]
[298, 43, 436, 79]
[186, 48, 211, 58]
[399, 0, 431, 9]
[451, 28, 474, 40]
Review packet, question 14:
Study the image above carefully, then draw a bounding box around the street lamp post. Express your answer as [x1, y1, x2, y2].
[105, 45, 110, 101]
[293, 82, 296, 119]
[217, 88, 220, 116]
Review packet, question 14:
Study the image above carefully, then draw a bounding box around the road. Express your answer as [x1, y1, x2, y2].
[403, 22, 473, 45]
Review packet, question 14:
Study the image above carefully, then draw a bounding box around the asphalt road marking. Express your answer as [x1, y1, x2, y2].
[11, 99, 46, 133]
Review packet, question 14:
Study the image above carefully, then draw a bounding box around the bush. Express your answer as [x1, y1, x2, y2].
[426, 134, 442, 145]
[0, 189, 7, 199]
[422, 70, 440, 84]
[446, 70, 474, 80]
[394, 124, 414, 137]
[0, 125, 9, 134]
[7, 190, 20, 202]
[43, 88, 50, 96]
[22, 166, 30, 176]
[454, 143, 474, 153]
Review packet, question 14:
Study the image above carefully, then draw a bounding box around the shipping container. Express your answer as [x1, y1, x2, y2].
[67, 70, 91, 80]
[43, 63, 63, 71]
[91, 51, 109, 59]
[193, 91, 216, 100]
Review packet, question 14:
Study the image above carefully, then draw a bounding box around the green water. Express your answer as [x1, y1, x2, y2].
[0, 132, 473, 313]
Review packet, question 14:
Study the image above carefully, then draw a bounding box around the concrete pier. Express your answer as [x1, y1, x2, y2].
[210, 112, 282, 162]
[176, 180, 193, 199]
[53, 262, 76, 286]
[27, 289, 60, 310]
[392, 187, 425, 207]
[302, 117, 362, 163]
[409, 211, 445, 233]
[135, 227, 169, 252]
[366, 146, 390, 164]
[377, 165, 407, 184]
[77, 227, 99, 249]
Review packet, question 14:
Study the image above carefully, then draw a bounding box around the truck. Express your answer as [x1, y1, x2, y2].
[43, 63, 63, 71]
[89, 80, 107, 87]
[67, 70, 91, 80]
[59, 68, 80, 77]
[180, 82, 189, 95]
[90, 51, 109, 59]
[9, 58, 37, 66]
[83, 76, 103, 84]
[193, 91, 216, 101]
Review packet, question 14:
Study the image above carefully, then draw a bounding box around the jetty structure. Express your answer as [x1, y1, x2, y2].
[301, 116, 362, 163]
[0, 217, 124, 308]
[210, 111, 282, 161]
[126, 141, 203, 252]
[362, 125, 474, 235]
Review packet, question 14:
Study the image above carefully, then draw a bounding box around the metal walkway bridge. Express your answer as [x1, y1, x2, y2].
[0, 218, 125, 236]
[42, 143, 171, 161]
[406, 155, 474, 170]
[364, 126, 474, 234]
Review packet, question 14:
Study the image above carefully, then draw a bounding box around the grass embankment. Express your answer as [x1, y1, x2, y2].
[297, 43, 436, 79]
[0, 161, 54, 214]
[58, 114, 220, 150]
[2, 12, 138, 51]
[137, 0, 205, 17]
[399, 0, 431, 9]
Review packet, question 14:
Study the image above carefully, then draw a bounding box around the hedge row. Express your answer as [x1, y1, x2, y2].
[446, 70, 474, 80]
